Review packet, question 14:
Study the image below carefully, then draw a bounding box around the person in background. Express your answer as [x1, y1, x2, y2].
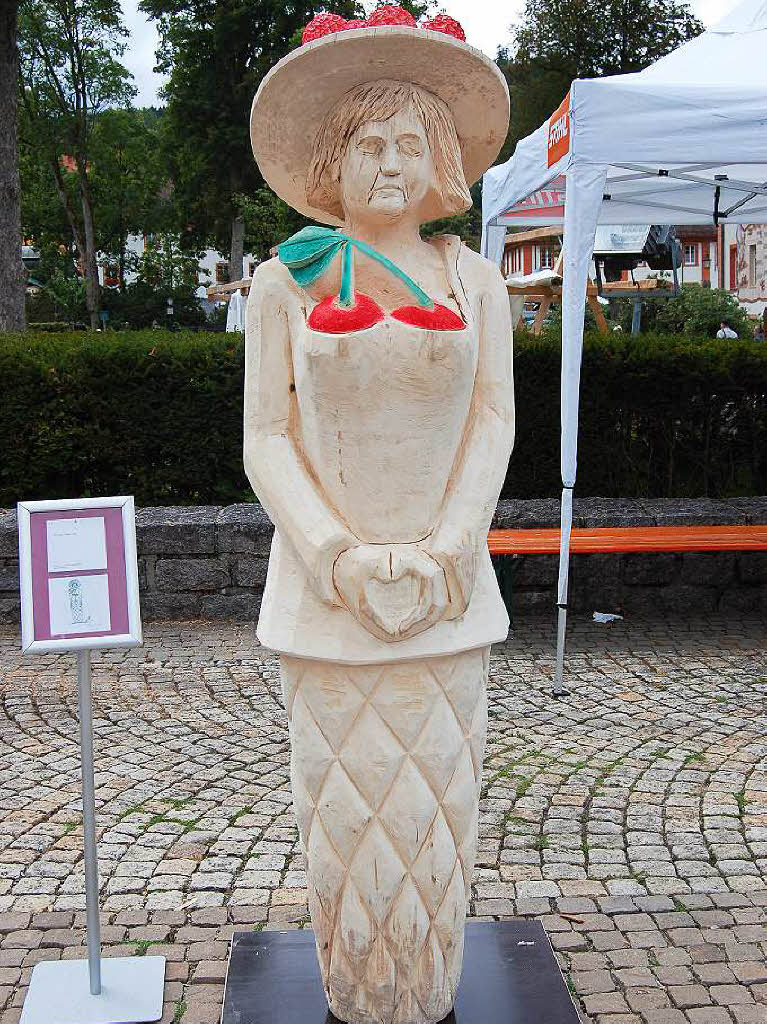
[754, 321, 765, 341]
[717, 320, 738, 339]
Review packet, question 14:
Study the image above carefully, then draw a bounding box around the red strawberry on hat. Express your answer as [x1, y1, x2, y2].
[367, 3, 417, 27]
[422, 13, 466, 41]
[302, 12, 349, 44]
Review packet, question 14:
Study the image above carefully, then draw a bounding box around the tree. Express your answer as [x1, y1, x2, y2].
[140, 0, 361, 282]
[18, 0, 135, 328]
[89, 107, 169, 289]
[499, 0, 702, 158]
[0, 1, 26, 330]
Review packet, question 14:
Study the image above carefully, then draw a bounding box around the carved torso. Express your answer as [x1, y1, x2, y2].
[294, 239, 476, 543]
[254, 236, 510, 664]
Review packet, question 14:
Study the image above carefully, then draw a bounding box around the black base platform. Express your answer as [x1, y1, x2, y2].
[222, 920, 579, 1024]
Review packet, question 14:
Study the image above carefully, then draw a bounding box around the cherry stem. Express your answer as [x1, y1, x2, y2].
[340, 233, 434, 310]
[339, 242, 355, 308]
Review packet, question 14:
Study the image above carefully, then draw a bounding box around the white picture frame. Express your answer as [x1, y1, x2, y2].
[18, 496, 142, 654]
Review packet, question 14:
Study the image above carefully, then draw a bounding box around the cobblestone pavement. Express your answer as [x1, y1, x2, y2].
[0, 615, 766, 1024]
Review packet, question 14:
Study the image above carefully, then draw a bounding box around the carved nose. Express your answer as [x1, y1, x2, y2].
[380, 145, 402, 176]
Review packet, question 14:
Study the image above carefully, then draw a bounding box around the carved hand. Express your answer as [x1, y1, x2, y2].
[423, 528, 476, 620]
[333, 544, 449, 642]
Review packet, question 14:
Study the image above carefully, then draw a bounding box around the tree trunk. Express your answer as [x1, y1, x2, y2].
[229, 213, 245, 283]
[0, 1, 27, 331]
[78, 159, 100, 330]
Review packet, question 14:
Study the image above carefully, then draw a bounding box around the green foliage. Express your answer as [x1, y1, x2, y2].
[89, 108, 172, 272]
[2, 329, 767, 508]
[422, 183, 483, 252]
[18, 0, 136, 325]
[42, 273, 88, 326]
[133, 234, 203, 293]
[139, 0, 361, 265]
[234, 188, 308, 263]
[0, 331, 248, 507]
[99, 282, 207, 330]
[613, 284, 753, 338]
[510, 331, 767, 500]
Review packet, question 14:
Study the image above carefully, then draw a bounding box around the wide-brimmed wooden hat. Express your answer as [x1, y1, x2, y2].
[250, 26, 510, 226]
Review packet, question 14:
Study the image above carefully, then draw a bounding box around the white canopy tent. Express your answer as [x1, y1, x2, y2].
[482, 0, 767, 691]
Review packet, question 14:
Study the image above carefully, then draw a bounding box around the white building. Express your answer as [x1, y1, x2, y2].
[99, 234, 257, 303]
[503, 224, 719, 288]
[721, 223, 767, 317]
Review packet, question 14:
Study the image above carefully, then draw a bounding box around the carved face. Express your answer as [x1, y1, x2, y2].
[338, 102, 438, 225]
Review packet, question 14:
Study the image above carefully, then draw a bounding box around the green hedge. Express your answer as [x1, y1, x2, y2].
[0, 331, 248, 507]
[1, 329, 766, 507]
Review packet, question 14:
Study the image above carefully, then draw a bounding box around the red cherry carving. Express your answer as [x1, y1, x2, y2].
[308, 294, 384, 334]
[302, 13, 348, 44]
[391, 303, 466, 331]
[422, 14, 466, 40]
[367, 4, 417, 27]
[343, 18, 369, 30]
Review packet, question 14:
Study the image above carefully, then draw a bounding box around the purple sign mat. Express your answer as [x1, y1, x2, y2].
[30, 506, 130, 641]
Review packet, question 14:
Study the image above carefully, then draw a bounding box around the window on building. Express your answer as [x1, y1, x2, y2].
[103, 265, 119, 288]
[749, 244, 757, 287]
[215, 261, 228, 284]
[538, 246, 554, 270]
[684, 243, 698, 267]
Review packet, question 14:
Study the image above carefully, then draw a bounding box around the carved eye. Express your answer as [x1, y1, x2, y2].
[358, 137, 383, 157]
[398, 136, 424, 158]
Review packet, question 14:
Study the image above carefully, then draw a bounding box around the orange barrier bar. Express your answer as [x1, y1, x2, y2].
[487, 525, 767, 555]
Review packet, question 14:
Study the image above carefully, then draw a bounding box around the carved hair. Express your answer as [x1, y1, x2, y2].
[306, 79, 472, 220]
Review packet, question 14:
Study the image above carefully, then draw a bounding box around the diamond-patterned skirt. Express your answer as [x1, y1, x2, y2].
[280, 647, 489, 1024]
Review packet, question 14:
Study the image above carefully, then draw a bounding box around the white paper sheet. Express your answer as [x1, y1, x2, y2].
[48, 574, 111, 635]
[47, 517, 107, 573]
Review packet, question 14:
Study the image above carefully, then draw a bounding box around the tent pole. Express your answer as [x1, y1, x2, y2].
[553, 604, 568, 695]
[552, 483, 573, 698]
[554, 158, 608, 699]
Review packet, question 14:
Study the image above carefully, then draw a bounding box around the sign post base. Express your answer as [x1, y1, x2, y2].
[20, 956, 166, 1024]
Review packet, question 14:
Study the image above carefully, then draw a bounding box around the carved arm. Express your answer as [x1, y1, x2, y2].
[425, 263, 515, 617]
[243, 264, 357, 606]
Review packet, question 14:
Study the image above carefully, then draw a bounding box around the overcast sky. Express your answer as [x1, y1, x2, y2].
[122, 0, 740, 107]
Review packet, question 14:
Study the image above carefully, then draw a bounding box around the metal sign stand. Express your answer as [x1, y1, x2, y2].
[20, 650, 165, 1024]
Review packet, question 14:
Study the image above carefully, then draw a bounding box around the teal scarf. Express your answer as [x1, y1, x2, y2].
[277, 226, 433, 309]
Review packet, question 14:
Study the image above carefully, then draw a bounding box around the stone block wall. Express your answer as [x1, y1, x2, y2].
[0, 498, 765, 625]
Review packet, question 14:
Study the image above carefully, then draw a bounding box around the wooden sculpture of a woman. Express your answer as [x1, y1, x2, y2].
[245, 10, 513, 1024]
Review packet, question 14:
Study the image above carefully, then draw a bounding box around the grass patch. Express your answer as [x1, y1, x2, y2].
[172, 1000, 186, 1024]
[130, 938, 171, 957]
[229, 806, 254, 826]
[117, 800, 147, 822]
[682, 753, 705, 766]
[162, 797, 194, 811]
[504, 813, 530, 828]
[515, 777, 532, 798]
[736, 790, 748, 815]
